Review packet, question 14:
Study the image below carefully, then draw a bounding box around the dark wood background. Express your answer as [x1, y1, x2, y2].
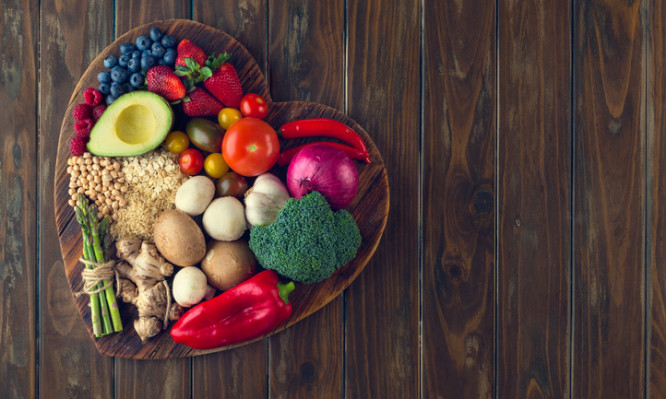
[1, 0, 664, 397]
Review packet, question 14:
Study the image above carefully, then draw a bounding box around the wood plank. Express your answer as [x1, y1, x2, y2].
[113, 4, 192, 397]
[345, 1, 420, 397]
[573, 1, 646, 398]
[267, 1, 344, 398]
[191, 2, 269, 397]
[422, 0, 496, 397]
[497, 0, 571, 397]
[650, 0, 666, 396]
[0, 0, 38, 398]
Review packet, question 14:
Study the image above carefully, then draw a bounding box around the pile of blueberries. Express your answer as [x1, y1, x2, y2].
[97, 27, 178, 105]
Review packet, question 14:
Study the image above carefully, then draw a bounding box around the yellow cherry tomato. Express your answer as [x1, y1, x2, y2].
[204, 153, 229, 179]
[164, 131, 190, 154]
[218, 108, 243, 130]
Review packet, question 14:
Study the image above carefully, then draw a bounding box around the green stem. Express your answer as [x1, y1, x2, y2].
[77, 204, 104, 337]
[88, 206, 123, 333]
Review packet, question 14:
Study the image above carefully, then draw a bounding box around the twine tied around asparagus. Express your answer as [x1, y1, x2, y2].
[75, 258, 119, 297]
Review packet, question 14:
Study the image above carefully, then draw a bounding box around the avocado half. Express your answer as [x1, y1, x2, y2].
[87, 91, 173, 157]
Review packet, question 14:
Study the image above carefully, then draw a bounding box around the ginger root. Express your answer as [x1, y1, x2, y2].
[115, 237, 183, 342]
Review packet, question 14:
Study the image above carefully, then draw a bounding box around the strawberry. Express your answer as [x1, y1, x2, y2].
[202, 53, 243, 109]
[146, 66, 186, 101]
[181, 87, 224, 117]
[175, 39, 207, 69]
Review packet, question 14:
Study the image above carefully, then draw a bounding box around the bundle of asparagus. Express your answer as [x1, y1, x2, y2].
[74, 194, 123, 337]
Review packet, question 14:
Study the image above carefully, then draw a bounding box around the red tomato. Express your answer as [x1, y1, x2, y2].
[179, 148, 204, 175]
[222, 118, 279, 177]
[239, 93, 269, 119]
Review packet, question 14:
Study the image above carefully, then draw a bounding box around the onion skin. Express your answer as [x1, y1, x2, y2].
[286, 143, 359, 209]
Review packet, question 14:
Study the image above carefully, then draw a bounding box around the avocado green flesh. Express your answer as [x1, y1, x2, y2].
[86, 91, 173, 157]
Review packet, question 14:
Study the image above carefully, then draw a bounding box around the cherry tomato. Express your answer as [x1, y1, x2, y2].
[179, 148, 204, 175]
[239, 94, 269, 119]
[218, 107, 242, 129]
[186, 118, 224, 153]
[222, 117, 280, 177]
[215, 171, 249, 198]
[204, 153, 229, 179]
[164, 131, 189, 154]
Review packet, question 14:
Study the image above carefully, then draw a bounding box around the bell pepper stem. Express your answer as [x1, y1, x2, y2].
[277, 281, 295, 305]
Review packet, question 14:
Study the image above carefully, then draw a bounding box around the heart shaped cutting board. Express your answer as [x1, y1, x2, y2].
[54, 19, 389, 358]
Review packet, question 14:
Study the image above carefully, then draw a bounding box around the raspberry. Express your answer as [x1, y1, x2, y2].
[69, 136, 88, 156]
[92, 104, 107, 121]
[72, 103, 93, 121]
[83, 87, 103, 106]
[74, 118, 94, 138]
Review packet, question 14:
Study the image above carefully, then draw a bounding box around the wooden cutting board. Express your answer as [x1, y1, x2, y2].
[54, 19, 389, 359]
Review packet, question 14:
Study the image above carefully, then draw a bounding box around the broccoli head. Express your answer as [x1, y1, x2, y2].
[249, 191, 362, 284]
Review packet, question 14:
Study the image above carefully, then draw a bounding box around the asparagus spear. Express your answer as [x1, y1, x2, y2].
[75, 195, 124, 335]
[74, 203, 105, 337]
[87, 203, 123, 332]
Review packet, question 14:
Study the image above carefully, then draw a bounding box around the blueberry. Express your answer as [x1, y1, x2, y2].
[103, 55, 118, 68]
[151, 43, 166, 59]
[132, 50, 142, 59]
[120, 42, 136, 55]
[140, 56, 157, 71]
[127, 57, 141, 73]
[98, 83, 110, 95]
[149, 27, 163, 42]
[161, 35, 177, 49]
[129, 72, 145, 88]
[118, 54, 130, 68]
[136, 36, 152, 51]
[110, 66, 129, 83]
[163, 48, 176, 66]
[106, 94, 117, 105]
[110, 82, 128, 98]
[97, 71, 112, 83]
[141, 49, 153, 59]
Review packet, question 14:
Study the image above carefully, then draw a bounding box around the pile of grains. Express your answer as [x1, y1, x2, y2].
[108, 148, 188, 241]
[67, 153, 127, 220]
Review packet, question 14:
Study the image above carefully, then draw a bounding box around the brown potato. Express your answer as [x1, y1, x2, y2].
[153, 209, 206, 267]
[201, 239, 257, 291]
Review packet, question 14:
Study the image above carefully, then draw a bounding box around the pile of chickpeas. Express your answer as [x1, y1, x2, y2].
[67, 152, 128, 220]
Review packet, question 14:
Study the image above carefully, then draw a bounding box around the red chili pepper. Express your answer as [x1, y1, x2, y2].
[279, 118, 368, 153]
[170, 270, 294, 350]
[277, 141, 371, 167]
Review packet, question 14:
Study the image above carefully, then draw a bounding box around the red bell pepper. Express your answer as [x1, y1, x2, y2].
[279, 118, 368, 154]
[170, 270, 295, 350]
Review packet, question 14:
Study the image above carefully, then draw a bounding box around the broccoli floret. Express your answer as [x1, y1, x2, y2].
[249, 191, 362, 284]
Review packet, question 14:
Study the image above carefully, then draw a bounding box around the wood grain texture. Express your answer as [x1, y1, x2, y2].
[0, 0, 38, 398]
[345, 0, 420, 397]
[422, 0, 496, 397]
[497, 0, 571, 397]
[574, 1, 646, 398]
[38, 0, 116, 397]
[54, 20, 388, 360]
[267, 2, 345, 398]
[650, 0, 666, 396]
[193, 0, 267, 79]
[191, 2, 269, 398]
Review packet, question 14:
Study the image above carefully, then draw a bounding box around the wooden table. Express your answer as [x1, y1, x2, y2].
[2, 0, 664, 398]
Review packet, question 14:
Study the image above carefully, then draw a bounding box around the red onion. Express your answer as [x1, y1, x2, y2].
[286, 143, 359, 209]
